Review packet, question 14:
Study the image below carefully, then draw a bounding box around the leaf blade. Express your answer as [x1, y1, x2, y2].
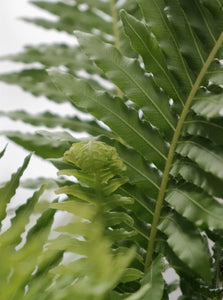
[158, 213, 212, 281]
[0, 153, 31, 224]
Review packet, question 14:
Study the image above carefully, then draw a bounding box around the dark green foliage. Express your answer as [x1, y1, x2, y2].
[1, 0, 223, 298]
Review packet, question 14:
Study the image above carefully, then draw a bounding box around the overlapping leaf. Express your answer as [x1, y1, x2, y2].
[74, 31, 176, 140]
[158, 212, 212, 282]
[49, 70, 168, 170]
[1, 0, 223, 298]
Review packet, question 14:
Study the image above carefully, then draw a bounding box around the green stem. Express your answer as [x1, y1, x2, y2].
[95, 172, 103, 219]
[110, 0, 121, 50]
[110, 0, 123, 99]
[145, 32, 223, 271]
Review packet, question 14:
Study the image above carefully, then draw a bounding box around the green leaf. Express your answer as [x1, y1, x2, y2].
[120, 10, 183, 108]
[1, 0, 223, 298]
[120, 268, 143, 283]
[26, 1, 112, 36]
[5, 185, 46, 245]
[138, 0, 193, 96]
[1, 130, 75, 159]
[74, 31, 176, 140]
[176, 138, 223, 180]
[125, 255, 164, 300]
[0, 153, 31, 224]
[26, 205, 56, 243]
[30, 249, 63, 286]
[166, 187, 223, 229]
[192, 90, 223, 119]
[62, 141, 126, 174]
[50, 201, 95, 220]
[49, 71, 168, 170]
[104, 211, 134, 227]
[0, 69, 65, 103]
[0, 110, 108, 137]
[170, 159, 223, 198]
[54, 221, 91, 238]
[207, 64, 223, 86]
[0, 144, 7, 159]
[140, 255, 164, 300]
[183, 118, 223, 146]
[20, 177, 58, 190]
[1, 43, 108, 91]
[3, 44, 91, 70]
[111, 142, 161, 199]
[160, 0, 207, 72]
[158, 213, 211, 282]
[102, 177, 129, 196]
[56, 185, 96, 204]
[103, 194, 134, 212]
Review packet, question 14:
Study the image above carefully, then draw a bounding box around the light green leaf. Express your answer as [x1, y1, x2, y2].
[0, 153, 31, 224]
[26, 205, 56, 243]
[58, 169, 96, 188]
[105, 228, 136, 242]
[54, 222, 91, 238]
[50, 201, 95, 220]
[120, 268, 143, 283]
[104, 211, 134, 227]
[63, 141, 126, 174]
[102, 177, 129, 196]
[103, 195, 134, 212]
[5, 185, 46, 245]
[56, 185, 96, 204]
[109, 141, 161, 199]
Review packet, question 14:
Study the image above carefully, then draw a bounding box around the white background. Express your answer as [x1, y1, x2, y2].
[0, 0, 77, 183]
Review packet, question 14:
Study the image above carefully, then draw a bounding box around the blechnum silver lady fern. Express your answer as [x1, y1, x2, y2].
[1, 0, 223, 299]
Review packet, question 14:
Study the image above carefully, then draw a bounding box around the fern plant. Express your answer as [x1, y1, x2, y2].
[1, 0, 223, 298]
